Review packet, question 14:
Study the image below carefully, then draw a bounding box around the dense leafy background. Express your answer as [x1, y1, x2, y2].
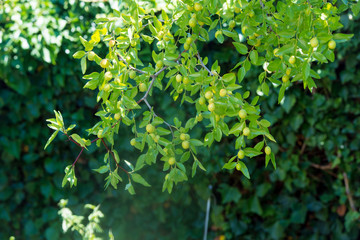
[1, 0, 359, 239]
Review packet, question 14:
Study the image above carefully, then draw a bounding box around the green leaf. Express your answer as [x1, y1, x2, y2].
[44, 130, 59, 150]
[233, 42, 248, 54]
[250, 50, 258, 64]
[238, 161, 250, 179]
[222, 73, 236, 83]
[259, 119, 271, 128]
[313, 52, 327, 63]
[73, 51, 86, 59]
[131, 173, 151, 187]
[351, 1, 360, 16]
[81, 57, 87, 74]
[125, 183, 136, 195]
[93, 165, 109, 174]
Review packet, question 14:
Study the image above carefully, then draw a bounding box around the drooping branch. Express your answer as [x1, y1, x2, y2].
[343, 172, 357, 212]
[101, 138, 130, 179]
[197, 52, 213, 76]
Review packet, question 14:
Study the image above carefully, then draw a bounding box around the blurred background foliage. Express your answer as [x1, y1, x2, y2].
[1, 0, 359, 239]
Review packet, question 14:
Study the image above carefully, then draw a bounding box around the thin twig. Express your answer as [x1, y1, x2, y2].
[196, 52, 213, 76]
[72, 147, 84, 166]
[310, 162, 333, 170]
[101, 138, 130, 178]
[343, 172, 357, 212]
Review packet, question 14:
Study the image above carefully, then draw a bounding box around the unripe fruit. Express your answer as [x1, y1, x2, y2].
[168, 157, 176, 165]
[205, 91, 213, 99]
[237, 150, 245, 159]
[129, 70, 136, 79]
[199, 97, 206, 105]
[184, 43, 190, 50]
[208, 103, 215, 112]
[215, 115, 220, 122]
[109, 40, 115, 47]
[286, 68, 291, 76]
[219, 89, 227, 97]
[139, 83, 147, 92]
[87, 51, 96, 61]
[229, 20, 236, 29]
[239, 109, 247, 119]
[186, 37, 192, 45]
[114, 113, 121, 120]
[189, 18, 197, 28]
[208, 98, 214, 103]
[176, 74, 183, 83]
[215, 30, 222, 39]
[100, 59, 109, 68]
[180, 133, 187, 141]
[236, 163, 242, 171]
[289, 55, 296, 65]
[182, 140, 190, 149]
[185, 134, 190, 140]
[146, 124, 155, 133]
[328, 40, 336, 49]
[130, 138, 136, 146]
[154, 135, 160, 143]
[243, 127, 250, 136]
[183, 77, 190, 84]
[126, 55, 131, 63]
[199, 21, 205, 26]
[265, 146, 271, 155]
[187, 5, 193, 11]
[104, 71, 112, 81]
[97, 129, 103, 138]
[103, 84, 110, 92]
[197, 113, 203, 121]
[248, 11, 255, 18]
[273, 48, 279, 57]
[131, 39, 137, 47]
[234, 7, 241, 14]
[282, 75, 289, 83]
[310, 37, 319, 48]
[156, 60, 163, 69]
[194, 2, 203, 11]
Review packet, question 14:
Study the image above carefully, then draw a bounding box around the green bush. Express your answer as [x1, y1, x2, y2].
[1, 0, 360, 240]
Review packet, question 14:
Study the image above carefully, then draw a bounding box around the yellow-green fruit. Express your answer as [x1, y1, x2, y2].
[237, 150, 245, 159]
[215, 115, 220, 122]
[104, 71, 112, 81]
[248, 11, 255, 18]
[189, 18, 197, 28]
[215, 30, 222, 39]
[236, 163, 242, 171]
[197, 113, 203, 121]
[154, 135, 160, 143]
[126, 55, 131, 63]
[114, 113, 121, 120]
[182, 140, 190, 149]
[286, 68, 291, 76]
[289, 55, 296, 65]
[130, 138, 136, 146]
[109, 40, 115, 47]
[87, 51, 96, 61]
[310, 37, 319, 48]
[243, 127, 250, 136]
[97, 129, 103, 138]
[183, 77, 190, 84]
[282, 75, 289, 83]
[186, 37, 192, 45]
[168, 157, 176, 165]
[156, 60, 163, 69]
[180, 133, 187, 141]
[328, 40, 336, 49]
[184, 43, 190, 50]
[208, 98, 214, 103]
[129, 70, 136, 79]
[100, 59, 109, 68]
[229, 20, 236, 29]
[219, 89, 227, 97]
[265, 146, 271, 155]
[273, 48, 279, 57]
[130, 39, 137, 47]
[208, 103, 215, 112]
[235, 7, 241, 13]
[239, 109, 247, 119]
[139, 83, 147, 92]
[187, 5, 193, 11]
[103, 84, 110, 92]
[185, 134, 190, 140]
[194, 2, 203, 11]
[146, 124, 155, 133]
[176, 74, 182, 83]
[199, 97, 206, 105]
[205, 91, 213, 99]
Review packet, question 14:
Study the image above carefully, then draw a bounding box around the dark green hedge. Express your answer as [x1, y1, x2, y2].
[1, 1, 359, 239]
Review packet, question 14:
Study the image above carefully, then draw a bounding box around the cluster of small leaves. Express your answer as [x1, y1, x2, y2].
[46, 0, 355, 193]
[58, 199, 114, 240]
